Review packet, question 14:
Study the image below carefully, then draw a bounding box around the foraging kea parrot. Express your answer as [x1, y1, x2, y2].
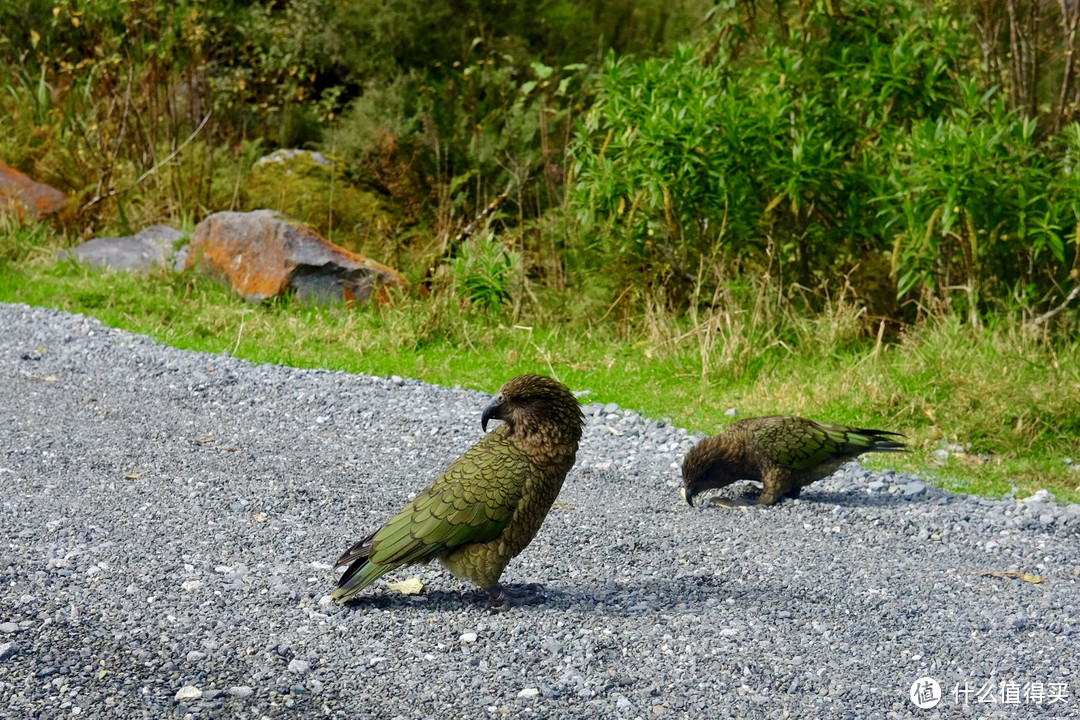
[681, 416, 906, 507]
[333, 374, 585, 611]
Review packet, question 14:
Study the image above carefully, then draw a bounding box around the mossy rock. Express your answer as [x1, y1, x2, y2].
[245, 149, 402, 257]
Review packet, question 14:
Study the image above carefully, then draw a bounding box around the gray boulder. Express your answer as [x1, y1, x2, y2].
[62, 225, 188, 272]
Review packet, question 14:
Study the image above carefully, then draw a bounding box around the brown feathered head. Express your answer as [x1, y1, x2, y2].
[680, 436, 741, 507]
[481, 374, 585, 446]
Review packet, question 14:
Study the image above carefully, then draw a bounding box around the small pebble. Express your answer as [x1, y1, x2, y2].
[902, 481, 926, 497]
[174, 686, 202, 702]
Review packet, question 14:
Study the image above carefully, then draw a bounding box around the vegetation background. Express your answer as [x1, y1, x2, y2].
[1, 0, 1078, 501]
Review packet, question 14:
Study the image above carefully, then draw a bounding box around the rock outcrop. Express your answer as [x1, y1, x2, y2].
[185, 209, 407, 304]
[0, 160, 67, 219]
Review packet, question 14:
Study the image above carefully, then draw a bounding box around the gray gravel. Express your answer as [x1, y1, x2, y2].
[1, 301, 1078, 720]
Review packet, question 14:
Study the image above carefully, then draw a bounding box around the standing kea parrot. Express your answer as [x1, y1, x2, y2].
[681, 416, 906, 507]
[333, 374, 585, 611]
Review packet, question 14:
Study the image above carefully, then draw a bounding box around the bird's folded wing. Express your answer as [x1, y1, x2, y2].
[756, 419, 843, 470]
[369, 432, 533, 566]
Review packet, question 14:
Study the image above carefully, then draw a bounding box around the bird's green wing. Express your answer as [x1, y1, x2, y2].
[368, 428, 533, 567]
[755, 417, 852, 470]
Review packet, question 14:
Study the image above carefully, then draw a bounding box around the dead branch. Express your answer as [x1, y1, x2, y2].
[82, 110, 212, 211]
[1028, 284, 1080, 326]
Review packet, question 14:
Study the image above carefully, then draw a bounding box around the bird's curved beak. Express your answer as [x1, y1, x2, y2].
[481, 394, 504, 432]
[681, 486, 695, 507]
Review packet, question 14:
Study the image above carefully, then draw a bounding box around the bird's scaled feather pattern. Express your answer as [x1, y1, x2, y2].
[333, 374, 584, 606]
[681, 415, 906, 507]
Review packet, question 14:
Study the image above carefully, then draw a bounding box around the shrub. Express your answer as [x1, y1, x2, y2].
[570, 0, 1079, 322]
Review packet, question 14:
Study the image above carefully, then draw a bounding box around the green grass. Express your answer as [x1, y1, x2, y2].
[2, 221, 1078, 504]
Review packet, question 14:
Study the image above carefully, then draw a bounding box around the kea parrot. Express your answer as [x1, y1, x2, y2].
[681, 415, 906, 507]
[333, 374, 585, 611]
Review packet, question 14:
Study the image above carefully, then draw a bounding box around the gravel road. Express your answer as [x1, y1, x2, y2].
[1, 302, 1078, 719]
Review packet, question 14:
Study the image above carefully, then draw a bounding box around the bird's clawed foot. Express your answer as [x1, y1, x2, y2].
[486, 583, 546, 613]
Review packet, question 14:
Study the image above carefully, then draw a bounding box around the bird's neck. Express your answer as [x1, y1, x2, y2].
[504, 419, 580, 470]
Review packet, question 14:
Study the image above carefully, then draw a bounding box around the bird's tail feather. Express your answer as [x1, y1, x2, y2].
[861, 429, 907, 453]
[332, 532, 390, 601]
[333, 562, 393, 601]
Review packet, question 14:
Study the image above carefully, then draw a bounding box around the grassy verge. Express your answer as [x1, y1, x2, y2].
[2, 223, 1078, 504]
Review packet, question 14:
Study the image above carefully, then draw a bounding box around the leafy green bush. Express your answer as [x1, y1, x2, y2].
[571, 2, 958, 281]
[450, 235, 523, 311]
[570, 0, 1079, 322]
[880, 84, 1070, 321]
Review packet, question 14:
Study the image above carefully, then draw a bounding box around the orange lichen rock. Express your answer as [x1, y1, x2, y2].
[0, 160, 67, 219]
[185, 209, 407, 305]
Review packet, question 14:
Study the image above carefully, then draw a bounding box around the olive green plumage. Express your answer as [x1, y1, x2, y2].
[681, 415, 906, 507]
[333, 374, 584, 610]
